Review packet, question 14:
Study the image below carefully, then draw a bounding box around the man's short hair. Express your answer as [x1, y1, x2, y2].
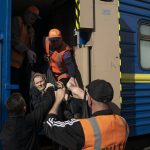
[6, 93, 26, 115]
[86, 79, 114, 103]
[32, 73, 46, 85]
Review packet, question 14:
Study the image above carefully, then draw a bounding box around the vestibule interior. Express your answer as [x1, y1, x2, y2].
[12, 0, 76, 67]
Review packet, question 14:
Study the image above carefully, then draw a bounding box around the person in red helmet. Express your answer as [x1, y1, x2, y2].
[45, 28, 76, 86]
[45, 28, 81, 122]
[11, 5, 40, 109]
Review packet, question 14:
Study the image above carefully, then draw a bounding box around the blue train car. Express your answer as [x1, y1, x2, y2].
[0, 0, 150, 148]
[120, 0, 150, 137]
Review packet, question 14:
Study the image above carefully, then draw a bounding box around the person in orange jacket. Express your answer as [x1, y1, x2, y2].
[45, 28, 76, 86]
[45, 28, 83, 121]
[43, 79, 129, 150]
[11, 5, 40, 108]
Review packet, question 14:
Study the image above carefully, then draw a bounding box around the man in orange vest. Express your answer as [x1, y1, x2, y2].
[45, 28, 76, 86]
[45, 29, 80, 120]
[43, 79, 129, 150]
[11, 5, 40, 108]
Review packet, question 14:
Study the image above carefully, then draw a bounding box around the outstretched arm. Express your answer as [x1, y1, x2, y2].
[67, 78, 85, 99]
[44, 82, 84, 150]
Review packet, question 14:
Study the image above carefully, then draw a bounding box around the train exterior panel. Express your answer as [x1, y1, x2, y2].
[120, 0, 150, 136]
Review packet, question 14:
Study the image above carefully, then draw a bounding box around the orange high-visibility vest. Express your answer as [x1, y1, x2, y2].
[49, 43, 71, 81]
[80, 115, 129, 150]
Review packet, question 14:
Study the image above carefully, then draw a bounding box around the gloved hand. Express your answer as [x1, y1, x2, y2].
[44, 83, 54, 91]
[27, 50, 36, 64]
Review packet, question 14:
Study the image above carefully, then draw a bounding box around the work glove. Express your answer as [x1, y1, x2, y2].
[27, 50, 36, 64]
[44, 83, 55, 92]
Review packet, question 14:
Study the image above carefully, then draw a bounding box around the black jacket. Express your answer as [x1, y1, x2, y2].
[43, 109, 114, 150]
[30, 86, 55, 111]
[0, 87, 55, 150]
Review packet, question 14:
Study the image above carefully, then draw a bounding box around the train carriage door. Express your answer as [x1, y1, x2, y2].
[0, 0, 12, 129]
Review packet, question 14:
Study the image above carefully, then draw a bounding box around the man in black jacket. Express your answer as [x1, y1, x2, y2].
[30, 72, 55, 111]
[0, 87, 54, 150]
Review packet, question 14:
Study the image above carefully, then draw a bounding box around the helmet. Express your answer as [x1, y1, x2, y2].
[26, 5, 40, 18]
[48, 28, 62, 39]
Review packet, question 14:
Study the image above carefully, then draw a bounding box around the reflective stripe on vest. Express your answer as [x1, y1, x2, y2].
[89, 118, 101, 150]
[80, 115, 128, 150]
[50, 49, 68, 76]
[57, 52, 65, 73]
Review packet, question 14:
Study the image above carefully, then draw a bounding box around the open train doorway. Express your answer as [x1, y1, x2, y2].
[11, 0, 76, 103]
[10, 0, 76, 149]
[12, 0, 75, 45]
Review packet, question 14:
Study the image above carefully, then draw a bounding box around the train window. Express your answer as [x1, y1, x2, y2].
[139, 23, 150, 69]
[140, 25, 150, 36]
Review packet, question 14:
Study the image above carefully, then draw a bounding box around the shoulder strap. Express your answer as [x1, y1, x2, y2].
[82, 91, 90, 118]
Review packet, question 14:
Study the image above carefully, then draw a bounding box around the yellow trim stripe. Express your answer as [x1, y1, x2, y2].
[121, 73, 150, 83]
[120, 97, 122, 104]
[75, 0, 78, 4]
[118, 0, 120, 7]
[119, 36, 121, 42]
[120, 84, 122, 91]
[118, 12, 120, 19]
[120, 72, 122, 79]
[75, 0, 80, 30]
[118, 24, 120, 30]
[76, 22, 79, 30]
[118, 0, 122, 103]
[119, 47, 121, 54]
[78, 3, 80, 10]
[119, 60, 121, 66]
[75, 9, 78, 17]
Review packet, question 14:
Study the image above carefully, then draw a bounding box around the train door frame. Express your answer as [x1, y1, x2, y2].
[0, 0, 12, 128]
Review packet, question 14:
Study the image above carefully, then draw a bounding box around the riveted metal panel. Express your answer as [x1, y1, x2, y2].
[91, 0, 120, 107]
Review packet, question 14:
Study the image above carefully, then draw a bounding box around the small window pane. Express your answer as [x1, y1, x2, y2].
[140, 40, 150, 69]
[140, 25, 150, 36]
